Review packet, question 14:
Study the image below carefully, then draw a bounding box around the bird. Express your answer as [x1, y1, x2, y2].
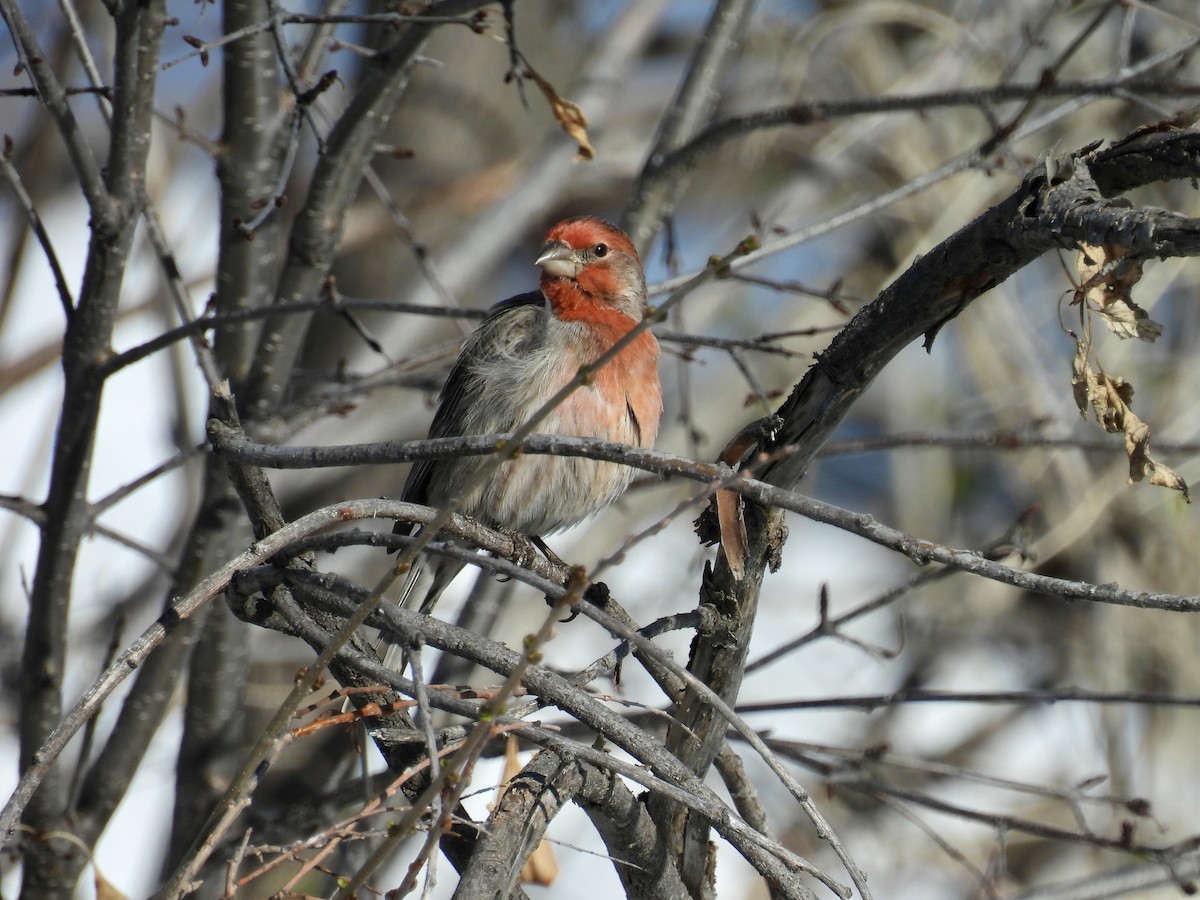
[385, 215, 662, 659]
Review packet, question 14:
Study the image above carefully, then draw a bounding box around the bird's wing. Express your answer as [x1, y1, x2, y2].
[394, 291, 546, 536]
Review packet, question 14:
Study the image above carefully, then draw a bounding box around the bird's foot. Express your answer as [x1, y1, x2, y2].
[509, 531, 543, 571]
[531, 535, 566, 567]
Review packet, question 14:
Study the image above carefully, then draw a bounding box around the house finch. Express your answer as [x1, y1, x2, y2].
[390, 215, 662, 633]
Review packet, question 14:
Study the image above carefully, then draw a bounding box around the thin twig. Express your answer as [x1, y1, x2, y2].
[0, 147, 74, 317]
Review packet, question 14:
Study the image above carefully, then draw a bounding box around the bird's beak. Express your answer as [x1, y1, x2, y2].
[535, 239, 578, 278]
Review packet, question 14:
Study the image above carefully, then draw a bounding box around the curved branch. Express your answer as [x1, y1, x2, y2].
[575, 757, 693, 900]
[0, 491, 838, 897]
[763, 128, 1200, 492]
[452, 750, 684, 900]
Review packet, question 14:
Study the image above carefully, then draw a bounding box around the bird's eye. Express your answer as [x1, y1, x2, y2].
[593, 242, 609, 258]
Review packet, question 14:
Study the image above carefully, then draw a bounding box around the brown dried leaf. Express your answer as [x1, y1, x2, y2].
[499, 733, 521, 787]
[94, 867, 127, 900]
[1098, 372, 1134, 433]
[1125, 417, 1190, 500]
[1076, 243, 1162, 342]
[1071, 340, 1189, 501]
[715, 488, 747, 581]
[713, 418, 783, 581]
[497, 735, 559, 886]
[524, 65, 594, 161]
[1070, 340, 1094, 417]
[519, 831, 559, 885]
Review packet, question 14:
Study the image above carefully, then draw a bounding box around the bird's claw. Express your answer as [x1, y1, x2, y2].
[550, 580, 610, 622]
[509, 531, 540, 569]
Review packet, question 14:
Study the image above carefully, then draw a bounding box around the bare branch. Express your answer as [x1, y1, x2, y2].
[623, 0, 759, 254]
[0, 0, 109, 215]
[0, 146, 73, 316]
[244, 0, 497, 417]
[763, 129, 1200, 493]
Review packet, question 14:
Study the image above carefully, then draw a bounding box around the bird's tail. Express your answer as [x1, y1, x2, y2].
[377, 550, 466, 676]
[339, 537, 469, 731]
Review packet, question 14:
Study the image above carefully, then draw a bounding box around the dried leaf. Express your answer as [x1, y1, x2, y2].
[496, 735, 559, 886]
[499, 733, 521, 789]
[1070, 340, 1093, 417]
[94, 867, 127, 900]
[712, 417, 782, 581]
[1126, 416, 1190, 500]
[1071, 340, 1189, 501]
[1076, 243, 1162, 342]
[715, 488, 747, 581]
[519, 830, 559, 885]
[1098, 372, 1134, 433]
[524, 65, 594, 160]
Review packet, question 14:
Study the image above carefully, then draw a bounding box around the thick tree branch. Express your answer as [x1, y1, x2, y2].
[149, 1, 289, 863]
[213, 0, 289, 385]
[643, 125, 1200, 900]
[452, 751, 641, 900]
[15, 1, 167, 893]
[576, 759, 693, 900]
[763, 129, 1200, 492]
